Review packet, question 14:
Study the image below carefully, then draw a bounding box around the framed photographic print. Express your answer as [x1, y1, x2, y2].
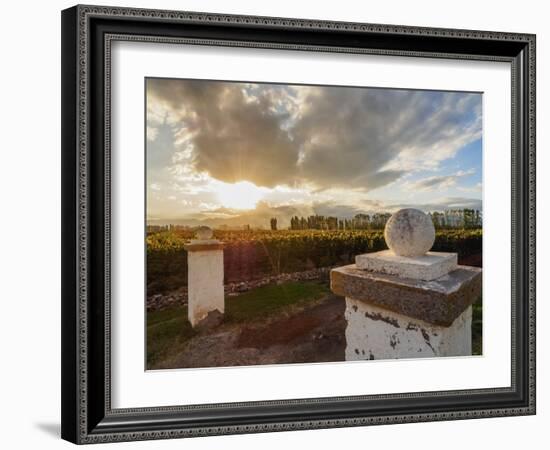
[61, 5, 536, 444]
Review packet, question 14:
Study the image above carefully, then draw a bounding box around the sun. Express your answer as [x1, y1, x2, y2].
[215, 181, 266, 210]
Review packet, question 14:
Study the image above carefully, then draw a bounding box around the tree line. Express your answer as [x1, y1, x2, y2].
[270, 209, 482, 231]
[287, 213, 392, 231]
[429, 209, 482, 229]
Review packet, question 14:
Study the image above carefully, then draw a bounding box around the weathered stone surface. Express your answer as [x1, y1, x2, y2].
[330, 264, 481, 326]
[384, 208, 435, 257]
[187, 246, 225, 327]
[345, 298, 472, 360]
[194, 309, 224, 332]
[355, 250, 457, 281]
[184, 241, 224, 252]
[196, 225, 214, 240]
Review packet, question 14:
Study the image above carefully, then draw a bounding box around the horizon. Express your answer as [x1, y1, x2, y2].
[146, 207, 482, 229]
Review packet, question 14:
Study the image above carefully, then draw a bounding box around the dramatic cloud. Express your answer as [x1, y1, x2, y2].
[311, 200, 387, 218]
[146, 78, 483, 223]
[180, 201, 315, 229]
[390, 197, 483, 213]
[293, 88, 480, 190]
[147, 79, 299, 188]
[406, 169, 476, 192]
[147, 79, 481, 191]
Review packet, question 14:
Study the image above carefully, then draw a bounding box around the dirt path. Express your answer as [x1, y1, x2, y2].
[154, 294, 346, 369]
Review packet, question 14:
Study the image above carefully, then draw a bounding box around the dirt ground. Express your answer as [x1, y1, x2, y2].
[151, 253, 482, 370]
[153, 294, 346, 369]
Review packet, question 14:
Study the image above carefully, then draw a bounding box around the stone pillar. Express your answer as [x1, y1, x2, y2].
[330, 209, 482, 360]
[184, 227, 225, 328]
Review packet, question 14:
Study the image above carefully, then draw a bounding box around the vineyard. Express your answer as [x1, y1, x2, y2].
[147, 229, 482, 295]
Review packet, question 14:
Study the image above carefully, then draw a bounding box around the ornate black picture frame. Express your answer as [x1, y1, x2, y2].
[61, 4, 536, 444]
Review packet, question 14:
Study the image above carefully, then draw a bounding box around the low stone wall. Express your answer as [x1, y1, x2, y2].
[147, 266, 332, 312]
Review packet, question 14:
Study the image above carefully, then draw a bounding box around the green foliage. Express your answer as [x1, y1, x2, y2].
[430, 209, 482, 229]
[432, 229, 482, 259]
[146, 228, 482, 295]
[225, 281, 330, 322]
[146, 305, 195, 368]
[472, 295, 483, 356]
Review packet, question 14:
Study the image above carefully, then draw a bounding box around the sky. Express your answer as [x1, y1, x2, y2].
[146, 78, 482, 228]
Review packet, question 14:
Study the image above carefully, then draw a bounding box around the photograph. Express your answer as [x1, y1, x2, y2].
[145, 78, 483, 370]
[57, 4, 536, 444]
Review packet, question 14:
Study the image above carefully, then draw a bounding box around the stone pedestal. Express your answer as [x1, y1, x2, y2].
[331, 260, 481, 360]
[356, 250, 457, 281]
[344, 298, 472, 360]
[184, 239, 225, 328]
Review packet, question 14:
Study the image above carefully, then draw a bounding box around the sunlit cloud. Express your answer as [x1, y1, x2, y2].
[212, 180, 267, 210]
[145, 78, 482, 225]
[405, 168, 476, 192]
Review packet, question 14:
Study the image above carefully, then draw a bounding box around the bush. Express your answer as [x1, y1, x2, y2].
[146, 229, 482, 294]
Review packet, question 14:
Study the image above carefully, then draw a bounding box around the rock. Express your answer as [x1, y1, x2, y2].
[196, 226, 213, 240]
[147, 266, 334, 312]
[331, 263, 481, 326]
[384, 208, 435, 257]
[195, 309, 224, 332]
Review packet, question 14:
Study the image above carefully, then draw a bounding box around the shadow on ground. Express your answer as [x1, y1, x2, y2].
[35, 422, 60, 438]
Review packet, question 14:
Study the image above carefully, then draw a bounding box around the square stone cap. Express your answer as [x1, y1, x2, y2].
[184, 239, 224, 252]
[331, 264, 481, 327]
[356, 250, 457, 281]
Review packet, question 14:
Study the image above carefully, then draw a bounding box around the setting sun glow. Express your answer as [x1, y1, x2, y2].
[215, 181, 266, 210]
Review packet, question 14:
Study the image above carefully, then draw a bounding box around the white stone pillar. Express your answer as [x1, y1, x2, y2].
[344, 299, 472, 360]
[330, 208, 482, 361]
[184, 227, 225, 328]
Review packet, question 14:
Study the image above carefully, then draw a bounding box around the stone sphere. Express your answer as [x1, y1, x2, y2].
[384, 208, 435, 257]
[196, 226, 213, 240]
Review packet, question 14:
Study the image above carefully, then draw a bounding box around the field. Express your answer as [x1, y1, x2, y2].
[147, 279, 482, 368]
[147, 228, 482, 295]
[146, 228, 482, 368]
